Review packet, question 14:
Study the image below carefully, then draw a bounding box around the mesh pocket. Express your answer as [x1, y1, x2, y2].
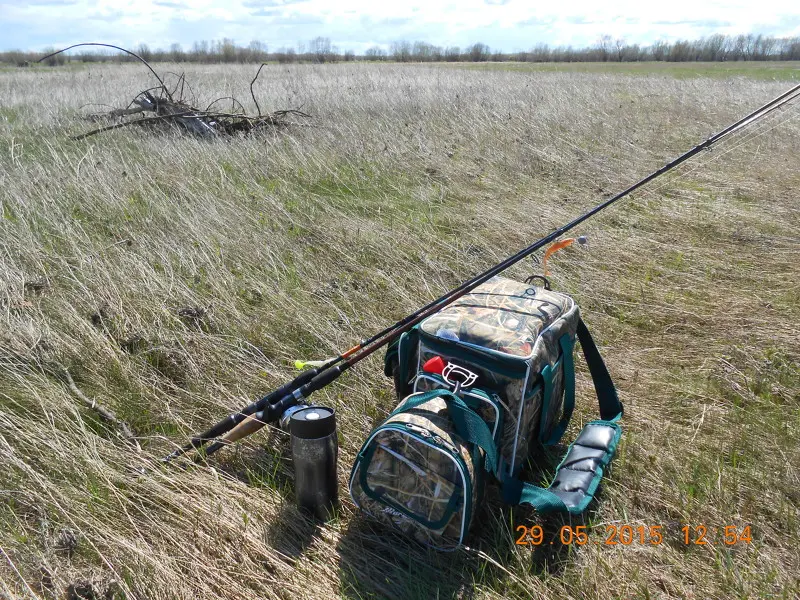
[539, 356, 565, 442]
[349, 399, 479, 549]
[363, 429, 463, 527]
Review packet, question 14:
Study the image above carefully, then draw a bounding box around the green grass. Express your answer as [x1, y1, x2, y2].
[451, 60, 800, 80]
[0, 62, 797, 600]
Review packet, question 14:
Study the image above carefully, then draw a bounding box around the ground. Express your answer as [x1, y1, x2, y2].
[0, 61, 798, 600]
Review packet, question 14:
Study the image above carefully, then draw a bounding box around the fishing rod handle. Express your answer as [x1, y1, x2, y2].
[227, 365, 321, 424]
[201, 394, 294, 457]
[201, 365, 347, 458]
[163, 365, 323, 462]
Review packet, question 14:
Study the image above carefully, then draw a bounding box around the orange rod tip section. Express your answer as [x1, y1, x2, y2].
[341, 345, 361, 359]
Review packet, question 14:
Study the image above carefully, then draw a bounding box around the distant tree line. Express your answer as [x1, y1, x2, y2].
[4, 34, 800, 66]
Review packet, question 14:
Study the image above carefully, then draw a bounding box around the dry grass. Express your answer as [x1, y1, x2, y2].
[0, 62, 798, 600]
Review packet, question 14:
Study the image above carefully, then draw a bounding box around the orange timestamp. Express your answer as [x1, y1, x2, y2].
[515, 524, 753, 547]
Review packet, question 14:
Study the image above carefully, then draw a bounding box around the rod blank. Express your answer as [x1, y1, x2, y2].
[171, 79, 800, 462]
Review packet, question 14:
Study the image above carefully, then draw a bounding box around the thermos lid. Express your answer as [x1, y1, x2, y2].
[290, 406, 336, 439]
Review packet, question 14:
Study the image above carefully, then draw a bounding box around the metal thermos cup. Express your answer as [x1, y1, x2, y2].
[289, 406, 338, 520]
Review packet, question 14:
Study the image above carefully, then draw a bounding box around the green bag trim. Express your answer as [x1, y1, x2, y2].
[504, 420, 623, 513]
[502, 476, 568, 513]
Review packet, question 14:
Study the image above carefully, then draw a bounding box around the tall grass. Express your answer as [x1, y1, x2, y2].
[0, 62, 798, 599]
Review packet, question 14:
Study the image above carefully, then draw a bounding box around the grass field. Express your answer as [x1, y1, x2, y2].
[453, 60, 800, 80]
[0, 62, 798, 600]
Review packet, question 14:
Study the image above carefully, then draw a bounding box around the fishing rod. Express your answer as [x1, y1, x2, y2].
[165, 79, 800, 462]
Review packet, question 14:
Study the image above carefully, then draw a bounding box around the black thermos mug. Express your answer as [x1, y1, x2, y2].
[288, 406, 338, 520]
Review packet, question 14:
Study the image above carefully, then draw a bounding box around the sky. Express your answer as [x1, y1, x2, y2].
[2, 0, 800, 54]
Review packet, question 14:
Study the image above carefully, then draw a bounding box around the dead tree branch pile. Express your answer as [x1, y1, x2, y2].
[38, 43, 311, 140]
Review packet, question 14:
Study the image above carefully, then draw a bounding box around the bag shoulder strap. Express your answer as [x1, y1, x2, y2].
[503, 318, 623, 514]
[576, 319, 623, 422]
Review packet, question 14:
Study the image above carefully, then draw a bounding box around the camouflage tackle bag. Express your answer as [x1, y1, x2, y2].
[349, 275, 623, 549]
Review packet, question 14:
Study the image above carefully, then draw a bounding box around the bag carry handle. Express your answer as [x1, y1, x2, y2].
[503, 319, 623, 514]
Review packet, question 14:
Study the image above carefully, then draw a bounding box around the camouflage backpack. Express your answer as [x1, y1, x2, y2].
[349, 276, 623, 549]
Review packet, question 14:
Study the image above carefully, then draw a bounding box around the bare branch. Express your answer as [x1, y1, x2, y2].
[36, 43, 173, 101]
[250, 62, 269, 117]
[70, 111, 196, 140]
[47, 50, 312, 139]
[58, 366, 140, 450]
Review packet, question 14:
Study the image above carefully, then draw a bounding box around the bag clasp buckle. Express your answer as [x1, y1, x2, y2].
[442, 363, 478, 390]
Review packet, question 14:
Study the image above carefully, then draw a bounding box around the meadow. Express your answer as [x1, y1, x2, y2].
[453, 59, 800, 79]
[0, 61, 798, 599]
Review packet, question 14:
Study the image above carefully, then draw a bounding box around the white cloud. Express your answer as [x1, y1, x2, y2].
[2, 0, 799, 52]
